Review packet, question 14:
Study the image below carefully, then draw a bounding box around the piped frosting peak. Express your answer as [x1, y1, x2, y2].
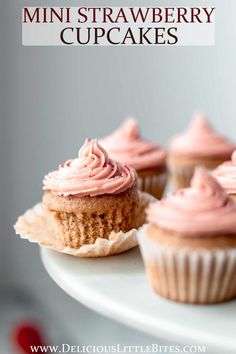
[170, 112, 235, 157]
[147, 167, 236, 236]
[213, 150, 236, 194]
[100, 118, 166, 170]
[43, 139, 137, 197]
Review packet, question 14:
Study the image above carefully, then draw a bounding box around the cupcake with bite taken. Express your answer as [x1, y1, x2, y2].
[138, 168, 236, 304]
[213, 151, 236, 201]
[100, 118, 167, 199]
[168, 113, 236, 190]
[43, 139, 140, 249]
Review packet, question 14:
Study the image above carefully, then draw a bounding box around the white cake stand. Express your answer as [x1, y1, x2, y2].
[41, 247, 236, 354]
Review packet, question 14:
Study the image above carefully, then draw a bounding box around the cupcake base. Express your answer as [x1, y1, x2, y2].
[137, 166, 167, 199]
[168, 154, 231, 190]
[14, 192, 156, 258]
[138, 225, 236, 304]
[43, 186, 139, 249]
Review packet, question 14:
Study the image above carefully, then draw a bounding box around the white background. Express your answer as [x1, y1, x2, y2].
[22, 7, 215, 46]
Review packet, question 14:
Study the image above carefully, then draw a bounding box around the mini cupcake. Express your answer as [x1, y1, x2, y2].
[213, 151, 236, 201]
[100, 118, 167, 199]
[168, 113, 235, 190]
[43, 139, 140, 249]
[138, 168, 236, 304]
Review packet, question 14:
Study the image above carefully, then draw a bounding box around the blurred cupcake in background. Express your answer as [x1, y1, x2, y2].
[213, 150, 236, 201]
[138, 168, 236, 304]
[100, 118, 167, 199]
[168, 113, 235, 190]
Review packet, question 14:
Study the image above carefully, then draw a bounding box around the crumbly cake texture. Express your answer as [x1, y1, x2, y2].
[168, 153, 231, 190]
[14, 192, 156, 257]
[138, 224, 236, 304]
[43, 186, 140, 248]
[137, 165, 167, 199]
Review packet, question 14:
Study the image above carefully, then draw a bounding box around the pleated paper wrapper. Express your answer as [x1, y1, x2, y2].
[137, 173, 167, 199]
[168, 163, 195, 190]
[14, 192, 156, 258]
[138, 225, 236, 304]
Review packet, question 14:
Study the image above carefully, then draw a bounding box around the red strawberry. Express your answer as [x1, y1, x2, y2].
[12, 322, 47, 353]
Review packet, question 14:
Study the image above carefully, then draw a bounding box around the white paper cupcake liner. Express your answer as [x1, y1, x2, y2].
[14, 192, 156, 258]
[168, 164, 194, 190]
[137, 173, 167, 199]
[138, 225, 236, 304]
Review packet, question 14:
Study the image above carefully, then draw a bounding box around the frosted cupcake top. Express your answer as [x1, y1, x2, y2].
[170, 113, 235, 157]
[100, 118, 166, 170]
[43, 139, 137, 197]
[213, 151, 236, 194]
[147, 168, 236, 236]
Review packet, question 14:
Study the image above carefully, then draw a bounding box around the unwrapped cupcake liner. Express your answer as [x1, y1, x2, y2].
[138, 226, 236, 304]
[14, 192, 156, 258]
[137, 173, 167, 199]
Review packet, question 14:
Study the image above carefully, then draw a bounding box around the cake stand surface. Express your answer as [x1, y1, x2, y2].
[41, 246, 236, 354]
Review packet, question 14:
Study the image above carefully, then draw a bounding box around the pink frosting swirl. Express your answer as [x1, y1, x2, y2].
[212, 151, 236, 194]
[100, 118, 166, 170]
[43, 139, 137, 197]
[170, 113, 235, 157]
[147, 167, 236, 236]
